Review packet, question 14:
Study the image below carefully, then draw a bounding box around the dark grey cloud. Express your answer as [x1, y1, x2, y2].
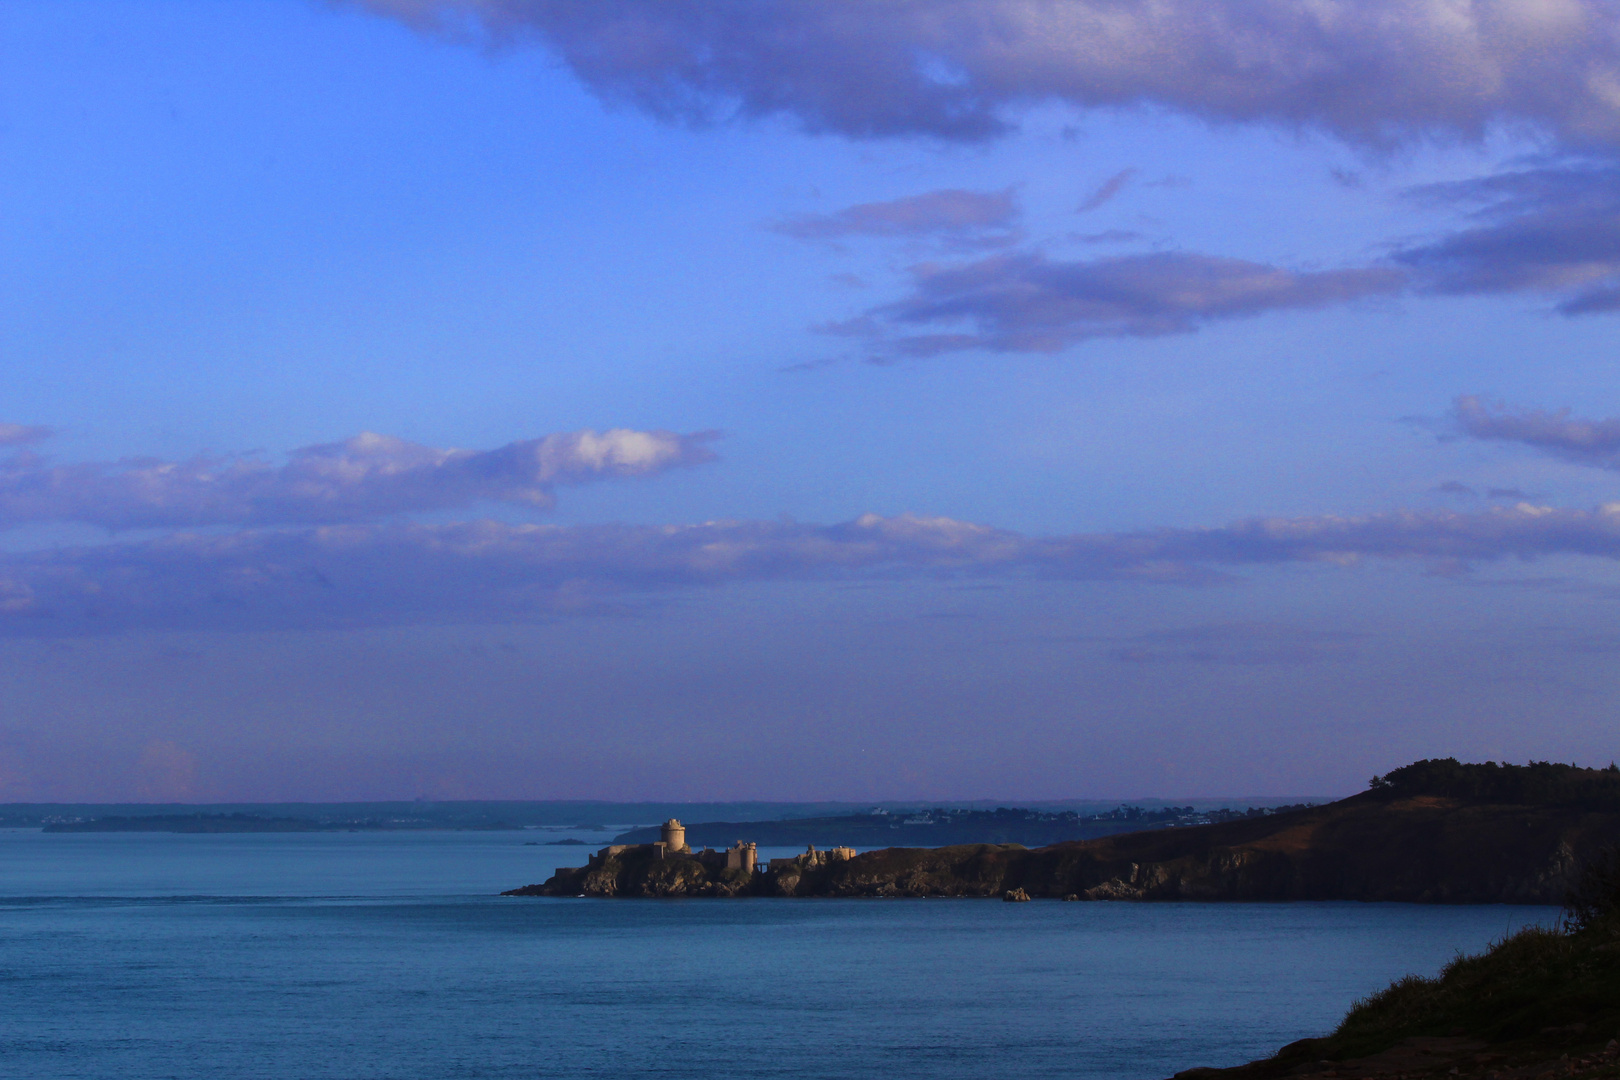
[1078, 168, 1137, 213]
[1109, 623, 1362, 665]
[774, 187, 1018, 241]
[837, 251, 1404, 356]
[1395, 166, 1620, 313]
[356, 1, 1620, 150]
[0, 427, 717, 530]
[1454, 394, 1620, 469]
[7, 502, 1620, 632]
[820, 166, 1620, 359]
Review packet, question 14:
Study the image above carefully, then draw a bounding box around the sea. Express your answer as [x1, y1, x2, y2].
[0, 827, 1555, 1080]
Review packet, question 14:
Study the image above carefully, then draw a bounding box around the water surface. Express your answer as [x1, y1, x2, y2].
[0, 829, 1553, 1080]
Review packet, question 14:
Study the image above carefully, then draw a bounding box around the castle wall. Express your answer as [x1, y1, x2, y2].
[726, 841, 757, 872]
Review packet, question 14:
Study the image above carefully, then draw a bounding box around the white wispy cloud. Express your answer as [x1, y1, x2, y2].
[0, 427, 718, 529]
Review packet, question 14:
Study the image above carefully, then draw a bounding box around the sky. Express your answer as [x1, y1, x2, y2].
[3, 0, 1620, 803]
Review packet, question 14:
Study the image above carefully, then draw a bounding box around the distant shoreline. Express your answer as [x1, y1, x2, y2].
[39, 814, 522, 834]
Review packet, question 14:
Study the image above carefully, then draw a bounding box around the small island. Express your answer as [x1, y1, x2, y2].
[507, 818, 860, 898]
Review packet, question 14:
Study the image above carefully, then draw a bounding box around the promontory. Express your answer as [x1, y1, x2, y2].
[503, 758, 1620, 902]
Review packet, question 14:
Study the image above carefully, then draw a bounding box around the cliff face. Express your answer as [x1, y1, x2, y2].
[505, 789, 1619, 902]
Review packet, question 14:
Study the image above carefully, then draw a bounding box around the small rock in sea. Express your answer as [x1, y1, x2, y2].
[1003, 888, 1031, 902]
[1061, 893, 1079, 901]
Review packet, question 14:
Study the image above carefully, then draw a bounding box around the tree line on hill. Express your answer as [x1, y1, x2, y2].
[1370, 758, 1620, 809]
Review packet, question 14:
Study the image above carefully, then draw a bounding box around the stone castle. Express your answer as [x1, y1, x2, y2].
[581, 818, 856, 876]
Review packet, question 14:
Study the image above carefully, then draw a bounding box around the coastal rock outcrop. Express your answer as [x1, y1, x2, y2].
[509, 843, 756, 898]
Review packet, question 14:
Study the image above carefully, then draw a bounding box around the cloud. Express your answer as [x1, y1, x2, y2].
[1454, 394, 1620, 469]
[1073, 229, 1143, 245]
[354, 1, 1620, 150]
[839, 251, 1404, 356]
[1109, 622, 1362, 665]
[1433, 480, 1478, 497]
[0, 427, 718, 530]
[9, 502, 1620, 632]
[1395, 166, 1620, 312]
[0, 424, 52, 447]
[774, 187, 1018, 241]
[1077, 168, 1138, 213]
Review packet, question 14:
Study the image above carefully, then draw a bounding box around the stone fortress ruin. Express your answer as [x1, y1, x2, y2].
[580, 818, 856, 877]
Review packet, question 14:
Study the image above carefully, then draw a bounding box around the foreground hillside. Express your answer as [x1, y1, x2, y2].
[1166, 847, 1620, 1080]
[507, 760, 1620, 901]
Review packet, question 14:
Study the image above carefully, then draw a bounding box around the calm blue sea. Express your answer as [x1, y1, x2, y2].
[0, 828, 1554, 1080]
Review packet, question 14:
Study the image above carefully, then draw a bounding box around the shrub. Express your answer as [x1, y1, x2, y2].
[1564, 845, 1620, 935]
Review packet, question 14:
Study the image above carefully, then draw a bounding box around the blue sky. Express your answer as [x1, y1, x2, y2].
[3, 0, 1620, 802]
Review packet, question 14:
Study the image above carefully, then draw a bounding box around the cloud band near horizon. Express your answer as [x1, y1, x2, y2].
[5, 502, 1619, 633]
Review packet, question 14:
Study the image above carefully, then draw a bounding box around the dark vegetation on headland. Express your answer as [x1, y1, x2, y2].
[1168, 846, 1620, 1080]
[505, 759, 1620, 902]
[611, 804, 1316, 849]
[1369, 757, 1620, 809]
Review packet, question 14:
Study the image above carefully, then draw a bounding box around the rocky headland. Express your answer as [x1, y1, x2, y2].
[503, 759, 1620, 902]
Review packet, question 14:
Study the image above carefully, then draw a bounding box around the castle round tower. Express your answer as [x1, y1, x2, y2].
[660, 818, 687, 853]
